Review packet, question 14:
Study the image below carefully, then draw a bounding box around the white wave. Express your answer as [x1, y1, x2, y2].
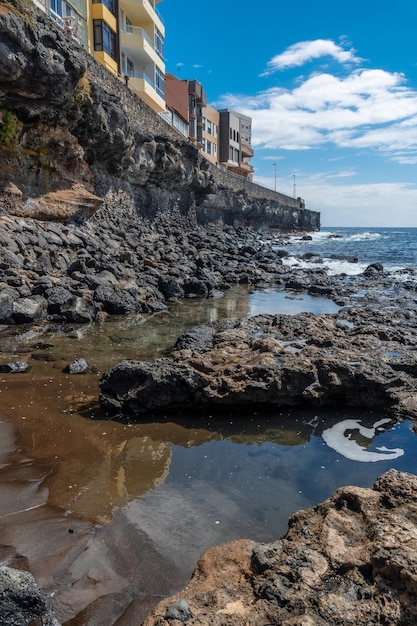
[287, 231, 383, 245]
[282, 256, 367, 276]
[322, 418, 404, 462]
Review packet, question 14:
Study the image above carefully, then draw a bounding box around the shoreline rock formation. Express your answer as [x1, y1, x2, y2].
[1, 4, 417, 626]
[143, 469, 417, 626]
[100, 306, 417, 420]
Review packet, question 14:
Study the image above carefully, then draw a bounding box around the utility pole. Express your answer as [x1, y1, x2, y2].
[273, 163, 277, 191]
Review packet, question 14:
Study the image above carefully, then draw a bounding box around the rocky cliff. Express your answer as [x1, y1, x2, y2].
[0, 0, 319, 230]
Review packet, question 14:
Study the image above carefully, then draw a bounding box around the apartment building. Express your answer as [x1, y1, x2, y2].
[202, 105, 219, 165]
[187, 79, 206, 148]
[118, 0, 166, 112]
[164, 76, 253, 176]
[163, 73, 189, 137]
[218, 109, 254, 180]
[164, 75, 220, 164]
[33, 0, 166, 113]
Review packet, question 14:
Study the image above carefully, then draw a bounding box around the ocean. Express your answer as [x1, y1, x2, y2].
[277, 226, 417, 276]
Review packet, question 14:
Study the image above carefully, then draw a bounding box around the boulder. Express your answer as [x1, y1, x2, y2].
[12, 295, 47, 323]
[0, 566, 60, 626]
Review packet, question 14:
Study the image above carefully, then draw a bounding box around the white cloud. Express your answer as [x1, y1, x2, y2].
[261, 39, 362, 75]
[255, 174, 417, 226]
[218, 64, 417, 160]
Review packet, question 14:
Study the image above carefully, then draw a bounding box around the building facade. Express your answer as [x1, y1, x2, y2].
[163, 73, 189, 137]
[33, 0, 166, 113]
[218, 109, 254, 179]
[201, 105, 219, 165]
[118, 0, 166, 112]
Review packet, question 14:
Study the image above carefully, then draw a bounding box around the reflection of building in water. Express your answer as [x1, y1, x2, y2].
[65, 437, 173, 523]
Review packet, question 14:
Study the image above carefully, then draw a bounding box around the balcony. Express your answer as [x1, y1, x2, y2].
[119, 0, 164, 32]
[120, 24, 163, 69]
[127, 71, 166, 112]
[241, 142, 254, 158]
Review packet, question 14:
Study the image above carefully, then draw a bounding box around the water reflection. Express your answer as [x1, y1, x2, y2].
[0, 285, 415, 624]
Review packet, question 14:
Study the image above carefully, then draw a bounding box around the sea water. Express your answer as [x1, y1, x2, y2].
[277, 226, 417, 276]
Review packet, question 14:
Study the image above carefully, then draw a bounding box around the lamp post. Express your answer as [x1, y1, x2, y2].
[273, 163, 277, 191]
[292, 173, 296, 198]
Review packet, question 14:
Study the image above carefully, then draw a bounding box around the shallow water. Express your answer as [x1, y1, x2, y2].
[0, 285, 416, 625]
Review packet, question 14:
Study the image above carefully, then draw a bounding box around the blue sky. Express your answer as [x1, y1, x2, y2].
[160, 0, 417, 227]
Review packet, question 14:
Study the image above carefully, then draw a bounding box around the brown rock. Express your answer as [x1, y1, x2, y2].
[143, 470, 417, 626]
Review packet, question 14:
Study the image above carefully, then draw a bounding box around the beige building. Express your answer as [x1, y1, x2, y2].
[202, 105, 219, 165]
[164, 77, 253, 176]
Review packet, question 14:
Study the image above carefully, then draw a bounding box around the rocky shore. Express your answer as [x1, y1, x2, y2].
[0, 200, 322, 327]
[143, 469, 417, 626]
[1, 3, 417, 626]
[100, 305, 417, 421]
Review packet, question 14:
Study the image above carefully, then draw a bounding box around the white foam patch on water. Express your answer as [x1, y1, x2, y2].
[322, 418, 404, 462]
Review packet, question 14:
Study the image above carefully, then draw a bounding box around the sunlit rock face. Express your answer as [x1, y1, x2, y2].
[143, 469, 417, 626]
[100, 307, 417, 420]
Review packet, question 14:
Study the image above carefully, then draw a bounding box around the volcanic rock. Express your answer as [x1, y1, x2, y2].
[143, 469, 417, 626]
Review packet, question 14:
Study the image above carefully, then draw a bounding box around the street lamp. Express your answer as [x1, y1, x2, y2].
[273, 163, 277, 191]
[292, 173, 296, 198]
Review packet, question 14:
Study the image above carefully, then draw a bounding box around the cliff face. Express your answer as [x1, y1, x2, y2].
[0, 2, 320, 230]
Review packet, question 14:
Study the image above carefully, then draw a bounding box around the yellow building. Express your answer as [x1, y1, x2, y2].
[32, 0, 166, 114]
[118, 0, 166, 112]
[88, 0, 119, 75]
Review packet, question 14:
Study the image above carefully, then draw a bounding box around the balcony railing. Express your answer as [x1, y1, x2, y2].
[127, 0, 164, 24]
[121, 23, 153, 46]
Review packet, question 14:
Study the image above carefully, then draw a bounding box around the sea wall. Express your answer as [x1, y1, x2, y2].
[0, 2, 320, 231]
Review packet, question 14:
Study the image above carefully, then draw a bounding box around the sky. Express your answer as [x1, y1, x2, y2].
[160, 0, 417, 227]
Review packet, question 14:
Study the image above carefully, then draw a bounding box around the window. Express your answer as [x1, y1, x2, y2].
[155, 27, 164, 60]
[51, 0, 62, 16]
[92, 0, 115, 15]
[155, 66, 164, 98]
[93, 20, 116, 59]
[126, 16, 133, 33]
[127, 58, 134, 77]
